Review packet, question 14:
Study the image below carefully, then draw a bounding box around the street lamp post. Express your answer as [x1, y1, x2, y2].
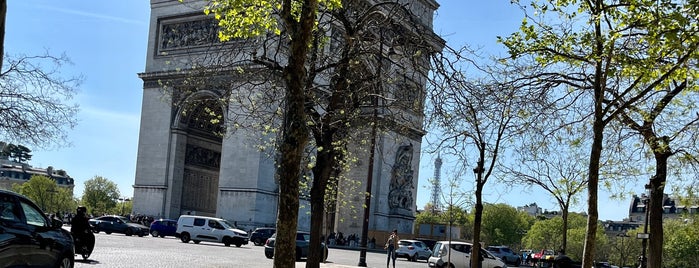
[119, 197, 130, 216]
[617, 233, 629, 267]
[638, 183, 651, 268]
[358, 33, 382, 268]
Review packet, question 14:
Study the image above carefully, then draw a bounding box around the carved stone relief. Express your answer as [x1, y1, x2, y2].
[159, 18, 220, 51]
[388, 144, 415, 214]
[184, 144, 221, 169]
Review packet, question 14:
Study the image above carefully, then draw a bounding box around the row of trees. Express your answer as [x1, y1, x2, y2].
[11, 175, 126, 216]
[417, 203, 699, 267]
[0, 142, 32, 163]
[422, 1, 699, 267]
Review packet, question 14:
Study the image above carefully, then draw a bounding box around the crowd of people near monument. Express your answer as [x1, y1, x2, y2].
[326, 231, 360, 247]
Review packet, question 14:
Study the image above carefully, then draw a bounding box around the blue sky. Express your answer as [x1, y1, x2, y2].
[5, 1, 641, 221]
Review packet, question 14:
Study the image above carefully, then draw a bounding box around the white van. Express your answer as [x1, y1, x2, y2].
[427, 241, 506, 268]
[176, 215, 249, 247]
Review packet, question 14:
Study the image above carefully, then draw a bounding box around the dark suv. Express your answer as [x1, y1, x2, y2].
[0, 189, 74, 267]
[250, 227, 276, 246]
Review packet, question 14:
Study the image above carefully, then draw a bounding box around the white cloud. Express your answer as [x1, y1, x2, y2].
[36, 4, 145, 25]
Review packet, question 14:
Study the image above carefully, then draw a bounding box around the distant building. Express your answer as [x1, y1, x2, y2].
[603, 193, 699, 237]
[517, 203, 543, 217]
[628, 193, 698, 223]
[602, 219, 642, 237]
[0, 159, 74, 193]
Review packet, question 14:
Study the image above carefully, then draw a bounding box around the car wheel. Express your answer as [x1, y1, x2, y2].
[56, 254, 73, 268]
[411, 253, 418, 262]
[265, 251, 274, 259]
[322, 247, 328, 262]
[125, 229, 133, 236]
[151, 230, 159, 237]
[159, 234, 165, 238]
[254, 238, 263, 246]
[193, 240, 201, 244]
[92, 228, 99, 234]
[105, 231, 112, 234]
[180, 233, 191, 243]
[223, 237, 231, 247]
[515, 258, 521, 267]
[295, 247, 302, 261]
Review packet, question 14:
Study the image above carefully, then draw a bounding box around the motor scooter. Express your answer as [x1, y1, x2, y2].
[73, 229, 95, 260]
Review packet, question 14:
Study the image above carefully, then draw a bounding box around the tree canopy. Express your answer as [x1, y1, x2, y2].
[499, 1, 699, 266]
[11, 175, 75, 213]
[81, 176, 120, 216]
[0, 141, 32, 163]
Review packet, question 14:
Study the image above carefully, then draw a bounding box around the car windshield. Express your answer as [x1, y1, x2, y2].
[432, 243, 443, 257]
[219, 219, 236, 229]
[398, 241, 412, 246]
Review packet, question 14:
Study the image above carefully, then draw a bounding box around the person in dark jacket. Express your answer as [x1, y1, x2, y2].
[70, 206, 90, 235]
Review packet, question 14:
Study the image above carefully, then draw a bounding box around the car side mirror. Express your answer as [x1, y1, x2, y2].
[51, 218, 63, 229]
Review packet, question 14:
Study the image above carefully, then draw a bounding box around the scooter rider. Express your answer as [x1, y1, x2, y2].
[71, 206, 90, 235]
[71, 206, 95, 259]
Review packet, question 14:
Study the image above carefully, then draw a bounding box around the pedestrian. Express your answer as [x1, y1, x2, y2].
[553, 249, 572, 268]
[384, 229, 399, 268]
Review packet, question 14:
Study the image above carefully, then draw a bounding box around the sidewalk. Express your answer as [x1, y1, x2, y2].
[293, 245, 387, 268]
[295, 263, 358, 268]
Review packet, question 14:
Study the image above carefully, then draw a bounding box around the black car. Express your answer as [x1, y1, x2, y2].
[0, 189, 74, 267]
[264, 231, 328, 261]
[90, 215, 150, 236]
[250, 227, 276, 246]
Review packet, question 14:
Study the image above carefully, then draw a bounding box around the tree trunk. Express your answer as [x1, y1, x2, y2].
[648, 152, 669, 268]
[471, 153, 485, 268]
[307, 146, 334, 268]
[582, 1, 603, 267]
[273, 0, 318, 267]
[273, 71, 307, 268]
[471, 188, 483, 268]
[561, 204, 569, 252]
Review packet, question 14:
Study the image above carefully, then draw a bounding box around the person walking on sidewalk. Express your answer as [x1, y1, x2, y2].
[384, 229, 400, 268]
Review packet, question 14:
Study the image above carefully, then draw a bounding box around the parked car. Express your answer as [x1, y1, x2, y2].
[428, 241, 506, 268]
[149, 218, 178, 238]
[250, 227, 276, 246]
[487, 245, 521, 266]
[264, 231, 328, 261]
[532, 249, 556, 267]
[395, 239, 432, 262]
[90, 215, 150, 236]
[176, 215, 248, 247]
[0, 189, 74, 267]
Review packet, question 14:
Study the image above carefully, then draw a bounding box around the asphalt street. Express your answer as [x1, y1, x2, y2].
[70, 229, 430, 268]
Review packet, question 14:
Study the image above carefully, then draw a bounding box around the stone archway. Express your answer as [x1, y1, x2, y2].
[178, 97, 224, 216]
